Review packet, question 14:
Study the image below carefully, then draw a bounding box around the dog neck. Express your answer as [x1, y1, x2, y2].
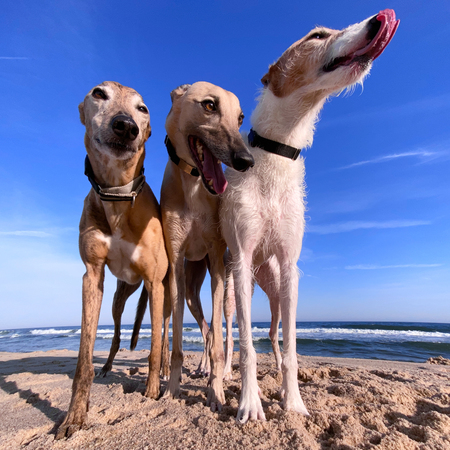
[165, 136, 199, 177]
[85, 137, 145, 188]
[250, 87, 327, 151]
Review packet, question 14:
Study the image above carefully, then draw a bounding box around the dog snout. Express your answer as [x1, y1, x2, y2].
[232, 149, 255, 172]
[111, 114, 139, 141]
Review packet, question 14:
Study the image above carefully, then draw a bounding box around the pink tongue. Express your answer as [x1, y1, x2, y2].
[202, 148, 228, 194]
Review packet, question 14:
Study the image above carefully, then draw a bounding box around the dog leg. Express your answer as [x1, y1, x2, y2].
[233, 252, 266, 423]
[99, 280, 141, 377]
[164, 257, 185, 399]
[255, 257, 282, 372]
[278, 257, 309, 416]
[161, 274, 171, 380]
[205, 250, 226, 412]
[144, 277, 165, 399]
[131, 285, 149, 351]
[223, 261, 235, 381]
[56, 262, 105, 439]
[185, 258, 211, 375]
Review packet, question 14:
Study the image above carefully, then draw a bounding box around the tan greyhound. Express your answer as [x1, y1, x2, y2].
[56, 81, 168, 439]
[161, 82, 254, 412]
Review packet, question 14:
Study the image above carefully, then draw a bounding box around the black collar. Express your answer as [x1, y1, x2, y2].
[164, 136, 199, 177]
[84, 156, 145, 205]
[248, 128, 301, 160]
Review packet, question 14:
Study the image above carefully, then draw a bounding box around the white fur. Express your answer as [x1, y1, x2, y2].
[220, 12, 382, 423]
[102, 231, 142, 285]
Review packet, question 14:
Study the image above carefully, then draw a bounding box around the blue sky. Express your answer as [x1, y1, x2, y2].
[1, 0, 449, 329]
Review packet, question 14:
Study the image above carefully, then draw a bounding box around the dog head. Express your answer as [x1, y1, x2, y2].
[261, 9, 399, 98]
[166, 81, 254, 195]
[79, 81, 151, 161]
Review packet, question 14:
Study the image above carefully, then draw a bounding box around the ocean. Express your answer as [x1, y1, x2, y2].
[1, 322, 450, 363]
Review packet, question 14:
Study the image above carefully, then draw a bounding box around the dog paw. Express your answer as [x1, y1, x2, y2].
[144, 383, 161, 399]
[162, 378, 180, 400]
[206, 385, 225, 413]
[236, 393, 266, 423]
[283, 391, 309, 416]
[55, 410, 86, 440]
[223, 371, 233, 381]
[96, 367, 109, 378]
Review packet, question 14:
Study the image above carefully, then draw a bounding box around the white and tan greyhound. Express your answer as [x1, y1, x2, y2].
[161, 82, 254, 412]
[56, 81, 168, 439]
[220, 10, 399, 422]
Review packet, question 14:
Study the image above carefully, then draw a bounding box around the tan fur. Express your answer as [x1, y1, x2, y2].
[56, 81, 168, 439]
[261, 28, 341, 98]
[161, 82, 252, 412]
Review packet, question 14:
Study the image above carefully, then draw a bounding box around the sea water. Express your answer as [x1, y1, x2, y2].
[1, 322, 450, 363]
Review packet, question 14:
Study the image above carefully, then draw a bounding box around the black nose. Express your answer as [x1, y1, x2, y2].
[232, 149, 255, 172]
[111, 114, 139, 141]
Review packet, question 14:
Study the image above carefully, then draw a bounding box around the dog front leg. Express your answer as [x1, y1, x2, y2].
[234, 254, 266, 423]
[278, 258, 309, 416]
[206, 251, 226, 412]
[56, 262, 105, 439]
[164, 257, 185, 399]
[144, 278, 164, 399]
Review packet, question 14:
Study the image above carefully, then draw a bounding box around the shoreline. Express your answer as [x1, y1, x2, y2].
[1, 350, 449, 449]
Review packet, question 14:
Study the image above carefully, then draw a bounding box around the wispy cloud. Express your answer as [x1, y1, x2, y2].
[307, 219, 431, 235]
[345, 263, 443, 270]
[0, 227, 76, 238]
[0, 56, 29, 60]
[0, 230, 52, 237]
[336, 150, 443, 171]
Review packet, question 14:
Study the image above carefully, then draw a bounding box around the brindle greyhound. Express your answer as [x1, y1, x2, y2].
[161, 82, 254, 412]
[56, 81, 168, 439]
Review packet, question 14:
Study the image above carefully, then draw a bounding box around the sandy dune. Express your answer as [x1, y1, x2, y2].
[1, 349, 449, 449]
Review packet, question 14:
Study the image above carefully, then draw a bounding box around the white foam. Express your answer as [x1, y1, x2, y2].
[30, 328, 76, 335]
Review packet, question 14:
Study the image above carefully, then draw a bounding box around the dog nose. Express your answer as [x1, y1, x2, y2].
[111, 115, 139, 141]
[232, 150, 255, 172]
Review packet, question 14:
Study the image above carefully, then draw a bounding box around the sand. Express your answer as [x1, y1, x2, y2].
[1, 350, 449, 450]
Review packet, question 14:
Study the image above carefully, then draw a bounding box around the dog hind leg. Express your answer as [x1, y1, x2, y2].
[99, 280, 141, 377]
[185, 258, 211, 375]
[161, 274, 171, 380]
[255, 256, 282, 372]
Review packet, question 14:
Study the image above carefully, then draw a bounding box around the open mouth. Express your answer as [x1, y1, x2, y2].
[188, 136, 228, 195]
[323, 9, 399, 73]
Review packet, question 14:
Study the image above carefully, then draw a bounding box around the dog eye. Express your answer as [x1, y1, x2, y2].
[137, 105, 148, 114]
[92, 88, 107, 100]
[238, 114, 244, 126]
[307, 31, 330, 40]
[202, 100, 216, 112]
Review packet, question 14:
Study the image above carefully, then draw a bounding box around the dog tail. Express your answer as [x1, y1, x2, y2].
[130, 286, 148, 351]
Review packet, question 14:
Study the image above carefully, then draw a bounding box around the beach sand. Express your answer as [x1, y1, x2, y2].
[1, 350, 449, 449]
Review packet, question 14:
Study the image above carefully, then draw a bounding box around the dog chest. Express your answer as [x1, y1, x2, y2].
[104, 232, 142, 284]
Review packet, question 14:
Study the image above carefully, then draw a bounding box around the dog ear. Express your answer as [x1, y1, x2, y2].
[170, 84, 191, 103]
[261, 63, 284, 97]
[78, 102, 86, 125]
